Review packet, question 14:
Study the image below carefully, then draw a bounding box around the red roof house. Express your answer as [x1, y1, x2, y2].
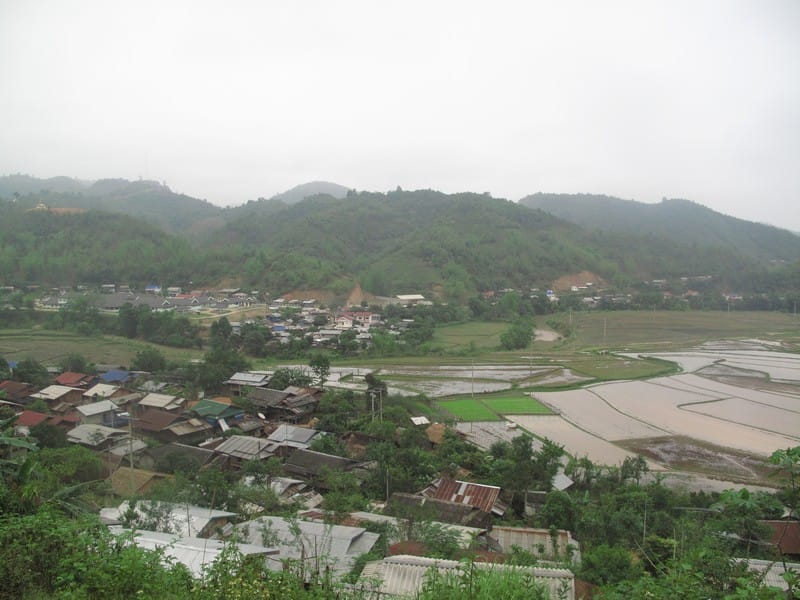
[762, 520, 800, 557]
[54, 372, 96, 388]
[15, 410, 49, 428]
[422, 478, 507, 516]
[0, 380, 38, 402]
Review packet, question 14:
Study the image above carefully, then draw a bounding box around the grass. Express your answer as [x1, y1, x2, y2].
[438, 398, 501, 421]
[0, 329, 201, 366]
[431, 321, 506, 352]
[550, 310, 800, 350]
[564, 355, 677, 380]
[438, 391, 552, 421]
[482, 395, 552, 415]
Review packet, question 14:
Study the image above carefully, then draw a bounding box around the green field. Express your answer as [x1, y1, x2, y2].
[439, 392, 552, 421]
[551, 310, 800, 350]
[431, 321, 506, 352]
[482, 395, 552, 415]
[438, 398, 501, 421]
[563, 355, 677, 380]
[0, 329, 201, 366]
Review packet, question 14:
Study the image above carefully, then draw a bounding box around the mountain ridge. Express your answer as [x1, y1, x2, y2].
[520, 193, 799, 262]
[1, 176, 797, 298]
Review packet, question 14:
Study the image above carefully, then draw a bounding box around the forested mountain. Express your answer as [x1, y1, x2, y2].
[269, 180, 350, 204]
[0, 176, 353, 237]
[208, 189, 774, 298]
[520, 193, 800, 263]
[0, 176, 225, 236]
[0, 201, 208, 285]
[0, 174, 88, 196]
[0, 180, 796, 298]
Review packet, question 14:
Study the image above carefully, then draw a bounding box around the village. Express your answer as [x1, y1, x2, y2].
[2, 282, 799, 598]
[2, 349, 588, 598]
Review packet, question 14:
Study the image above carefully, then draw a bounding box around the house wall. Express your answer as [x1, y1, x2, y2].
[79, 413, 106, 426]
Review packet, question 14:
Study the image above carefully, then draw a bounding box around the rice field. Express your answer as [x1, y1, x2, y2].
[438, 398, 501, 421]
[533, 388, 668, 441]
[559, 310, 799, 349]
[593, 378, 799, 455]
[0, 329, 200, 365]
[506, 344, 800, 473]
[431, 321, 507, 351]
[506, 414, 648, 467]
[681, 397, 799, 438]
[482, 396, 552, 415]
[639, 348, 800, 382]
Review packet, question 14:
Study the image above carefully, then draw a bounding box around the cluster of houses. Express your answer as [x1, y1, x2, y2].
[2, 360, 588, 597]
[37, 286, 260, 313]
[4, 356, 799, 595]
[28, 285, 409, 349]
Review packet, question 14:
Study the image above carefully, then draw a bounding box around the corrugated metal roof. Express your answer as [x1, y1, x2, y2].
[359, 555, 574, 599]
[250, 387, 290, 408]
[761, 520, 800, 555]
[139, 393, 182, 409]
[0, 380, 36, 401]
[15, 410, 49, 427]
[214, 435, 275, 460]
[224, 372, 271, 386]
[343, 511, 484, 549]
[102, 501, 237, 538]
[745, 558, 800, 592]
[284, 449, 357, 477]
[108, 467, 168, 496]
[426, 478, 502, 514]
[137, 408, 181, 431]
[489, 526, 580, 562]
[30, 385, 80, 401]
[139, 380, 168, 393]
[191, 399, 242, 418]
[100, 369, 131, 383]
[108, 439, 148, 456]
[235, 516, 379, 575]
[83, 383, 119, 398]
[77, 399, 118, 417]
[55, 371, 92, 386]
[267, 424, 320, 447]
[167, 419, 213, 437]
[68, 424, 128, 446]
[108, 527, 278, 577]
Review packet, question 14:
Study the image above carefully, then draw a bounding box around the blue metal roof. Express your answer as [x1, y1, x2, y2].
[101, 369, 131, 383]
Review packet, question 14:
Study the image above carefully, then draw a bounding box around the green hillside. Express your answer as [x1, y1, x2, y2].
[0, 176, 226, 236]
[270, 180, 350, 204]
[0, 176, 352, 237]
[520, 193, 800, 263]
[0, 180, 795, 298]
[209, 190, 770, 297]
[0, 201, 210, 286]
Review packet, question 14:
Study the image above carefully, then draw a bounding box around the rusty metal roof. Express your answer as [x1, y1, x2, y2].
[426, 478, 502, 514]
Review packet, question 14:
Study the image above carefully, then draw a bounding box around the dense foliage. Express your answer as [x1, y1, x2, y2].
[3, 184, 798, 300]
[521, 193, 800, 263]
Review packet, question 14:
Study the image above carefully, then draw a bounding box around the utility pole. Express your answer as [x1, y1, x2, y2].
[471, 359, 475, 399]
[128, 412, 135, 497]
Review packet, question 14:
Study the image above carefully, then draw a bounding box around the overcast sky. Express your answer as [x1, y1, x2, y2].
[1, 1, 798, 229]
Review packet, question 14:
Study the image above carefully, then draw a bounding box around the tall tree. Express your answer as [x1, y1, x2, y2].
[308, 353, 330, 384]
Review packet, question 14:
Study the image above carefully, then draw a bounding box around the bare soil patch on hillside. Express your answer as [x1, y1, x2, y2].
[551, 271, 605, 291]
